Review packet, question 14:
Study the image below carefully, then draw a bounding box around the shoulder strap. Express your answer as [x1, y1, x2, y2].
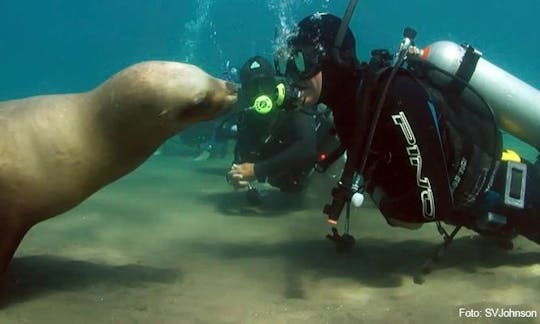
[324, 64, 394, 224]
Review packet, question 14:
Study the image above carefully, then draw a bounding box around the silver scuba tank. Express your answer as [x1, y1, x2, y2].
[410, 41, 540, 151]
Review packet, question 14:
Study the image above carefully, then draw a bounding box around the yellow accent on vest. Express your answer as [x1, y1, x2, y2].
[501, 149, 521, 162]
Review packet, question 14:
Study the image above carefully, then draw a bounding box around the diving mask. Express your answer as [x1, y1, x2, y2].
[274, 46, 322, 82]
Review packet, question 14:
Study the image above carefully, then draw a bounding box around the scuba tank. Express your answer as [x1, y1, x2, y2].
[408, 41, 540, 150]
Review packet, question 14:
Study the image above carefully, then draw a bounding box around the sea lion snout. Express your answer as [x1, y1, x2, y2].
[214, 78, 238, 109]
[225, 81, 238, 96]
[220, 79, 238, 102]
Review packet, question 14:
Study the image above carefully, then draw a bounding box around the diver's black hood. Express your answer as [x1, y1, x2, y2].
[319, 64, 361, 105]
[287, 13, 364, 146]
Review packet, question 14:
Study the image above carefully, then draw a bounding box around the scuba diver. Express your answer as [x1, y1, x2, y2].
[226, 55, 340, 203]
[274, 11, 540, 267]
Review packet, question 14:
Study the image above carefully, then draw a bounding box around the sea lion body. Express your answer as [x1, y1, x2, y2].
[0, 61, 237, 272]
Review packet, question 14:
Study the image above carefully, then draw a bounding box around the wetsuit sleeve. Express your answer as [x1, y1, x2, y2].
[253, 112, 317, 182]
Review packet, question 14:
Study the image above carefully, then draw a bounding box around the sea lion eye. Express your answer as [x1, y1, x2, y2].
[192, 90, 208, 105]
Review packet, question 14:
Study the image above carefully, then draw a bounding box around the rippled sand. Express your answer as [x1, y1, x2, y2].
[1, 155, 539, 324]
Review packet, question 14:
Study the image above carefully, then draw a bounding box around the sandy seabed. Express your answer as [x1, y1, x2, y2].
[1, 155, 539, 324]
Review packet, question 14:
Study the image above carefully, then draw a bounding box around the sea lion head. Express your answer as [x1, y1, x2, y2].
[148, 62, 238, 130]
[165, 63, 238, 126]
[97, 61, 238, 135]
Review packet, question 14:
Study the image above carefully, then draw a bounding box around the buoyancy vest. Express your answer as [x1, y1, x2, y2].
[361, 68, 501, 225]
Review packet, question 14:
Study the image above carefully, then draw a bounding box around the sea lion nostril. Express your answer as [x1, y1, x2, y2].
[225, 81, 238, 94]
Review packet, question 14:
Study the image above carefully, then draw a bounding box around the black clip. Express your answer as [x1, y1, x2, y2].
[326, 227, 355, 252]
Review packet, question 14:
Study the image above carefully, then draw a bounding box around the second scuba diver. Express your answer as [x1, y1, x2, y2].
[226, 56, 340, 203]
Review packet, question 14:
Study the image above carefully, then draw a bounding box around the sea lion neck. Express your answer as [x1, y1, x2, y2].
[93, 63, 186, 156]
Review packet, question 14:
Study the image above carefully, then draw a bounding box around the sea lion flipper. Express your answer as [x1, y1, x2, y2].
[0, 216, 29, 273]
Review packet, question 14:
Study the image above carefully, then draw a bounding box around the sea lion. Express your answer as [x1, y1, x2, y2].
[0, 61, 237, 273]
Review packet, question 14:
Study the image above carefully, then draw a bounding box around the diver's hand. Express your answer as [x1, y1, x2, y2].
[228, 173, 250, 189]
[227, 163, 256, 189]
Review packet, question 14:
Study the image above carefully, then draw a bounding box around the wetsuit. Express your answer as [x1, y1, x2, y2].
[234, 105, 335, 192]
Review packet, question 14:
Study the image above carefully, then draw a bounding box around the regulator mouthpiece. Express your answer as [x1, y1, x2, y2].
[253, 95, 274, 114]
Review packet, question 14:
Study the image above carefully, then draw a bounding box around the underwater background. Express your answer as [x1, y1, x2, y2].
[1, 0, 540, 323]
[2, 0, 540, 97]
